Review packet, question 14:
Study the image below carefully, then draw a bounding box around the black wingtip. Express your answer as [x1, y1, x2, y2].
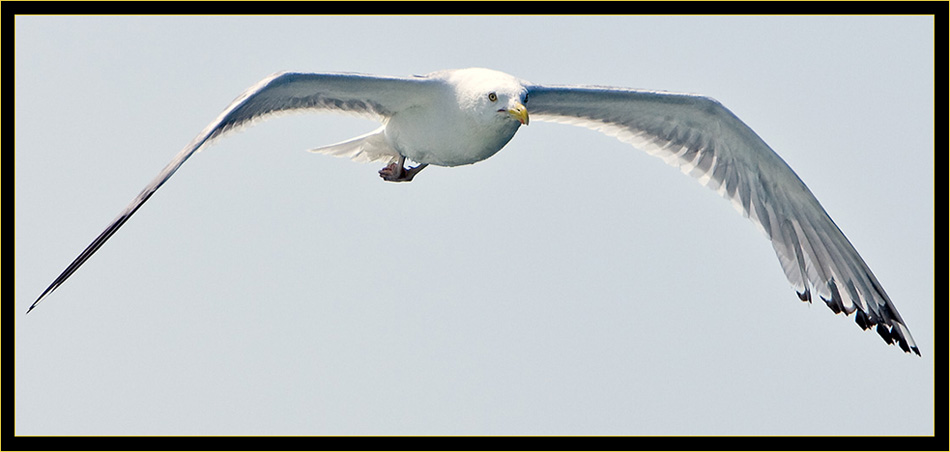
[854, 310, 870, 330]
[27, 285, 56, 314]
[889, 328, 921, 357]
[875, 324, 894, 344]
[796, 288, 811, 303]
[895, 340, 920, 356]
[26, 295, 44, 314]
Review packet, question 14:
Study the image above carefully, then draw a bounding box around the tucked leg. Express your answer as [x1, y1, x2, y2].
[379, 156, 428, 182]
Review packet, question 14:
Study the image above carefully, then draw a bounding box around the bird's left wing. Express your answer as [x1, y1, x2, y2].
[525, 84, 918, 354]
[29, 72, 434, 312]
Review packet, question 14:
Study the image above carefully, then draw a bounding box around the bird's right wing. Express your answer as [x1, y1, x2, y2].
[29, 72, 435, 312]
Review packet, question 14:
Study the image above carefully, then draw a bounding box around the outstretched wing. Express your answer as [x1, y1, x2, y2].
[525, 84, 919, 355]
[29, 72, 433, 312]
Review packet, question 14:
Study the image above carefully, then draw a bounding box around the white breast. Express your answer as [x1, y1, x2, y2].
[384, 86, 521, 167]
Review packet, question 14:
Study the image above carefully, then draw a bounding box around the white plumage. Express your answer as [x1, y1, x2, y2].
[28, 68, 919, 356]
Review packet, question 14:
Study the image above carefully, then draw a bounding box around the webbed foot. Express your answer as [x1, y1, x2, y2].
[379, 157, 428, 182]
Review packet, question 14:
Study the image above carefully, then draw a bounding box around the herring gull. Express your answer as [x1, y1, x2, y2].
[27, 68, 920, 355]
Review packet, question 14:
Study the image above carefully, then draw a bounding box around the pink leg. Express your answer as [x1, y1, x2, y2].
[379, 156, 428, 182]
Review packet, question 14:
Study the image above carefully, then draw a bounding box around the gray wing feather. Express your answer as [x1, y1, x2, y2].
[29, 72, 432, 312]
[526, 84, 919, 355]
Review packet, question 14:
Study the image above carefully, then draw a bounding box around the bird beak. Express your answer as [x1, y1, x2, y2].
[507, 102, 529, 125]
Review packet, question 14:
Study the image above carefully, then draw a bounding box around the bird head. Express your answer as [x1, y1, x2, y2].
[444, 68, 530, 126]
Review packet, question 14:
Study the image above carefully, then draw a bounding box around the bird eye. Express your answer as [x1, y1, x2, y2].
[488, 92, 498, 102]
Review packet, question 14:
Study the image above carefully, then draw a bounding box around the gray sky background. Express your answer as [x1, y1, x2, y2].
[15, 16, 934, 435]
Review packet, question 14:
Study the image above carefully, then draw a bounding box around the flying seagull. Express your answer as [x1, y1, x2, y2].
[28, 68, 919, 355]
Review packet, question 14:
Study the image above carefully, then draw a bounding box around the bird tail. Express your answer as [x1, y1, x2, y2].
[308, 126, 399, 164]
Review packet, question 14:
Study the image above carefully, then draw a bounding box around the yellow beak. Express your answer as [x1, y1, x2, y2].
[507, 102, 529, 125]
